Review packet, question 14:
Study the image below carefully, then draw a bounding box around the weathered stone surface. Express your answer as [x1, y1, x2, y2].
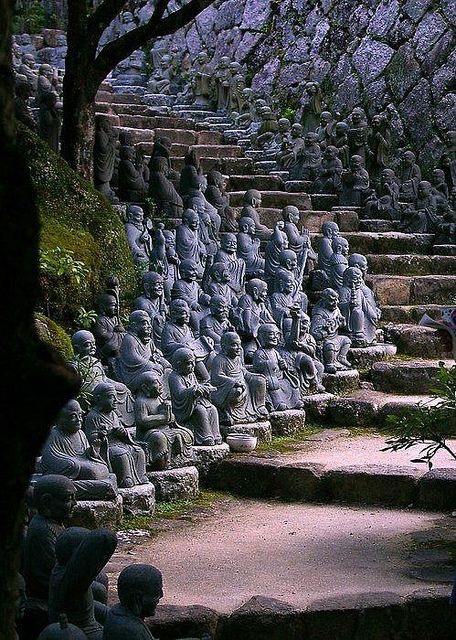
[370, 360, 447, 394]
[70, 496, 123, 529]
[419, 469, 456, 510]
[412, 11, 448, 58]
[302, 392, 334, 420]
[398, 79, 433, 145]
[368, 0, 399, 37]
[118, 484, 155, 516]
[410, 275, 456, 304]
[383, 323, 452, 358]
[385, 44, 421, 101]
[215, 0, 244, 30]
[352, 38, 394, 83]
[327, 394, 380, 427]
[442, 0, 456, 24]
[367, 275, 411, 305]
[322, 370, 360, 395]
[269, 409, 306, 437]
[221, 420, 272, 443]
[148, 466, 199, 502]
[210, 457, 282, 497]
[348, 344, 397, 369]
[193, 443, 230, 479]
[435, 93, 456, 134]
[241, 0, 273, 31]
[149, 604, 219, 640]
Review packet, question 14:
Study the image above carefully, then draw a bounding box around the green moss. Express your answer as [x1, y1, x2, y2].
[255, 424, 324, 453]
[35, 313, 74, 360]
[17, 124, 135, 329]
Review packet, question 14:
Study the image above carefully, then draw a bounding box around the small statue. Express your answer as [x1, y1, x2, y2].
[236, 87, 256, 129]
[171, 258, 211, 332]
[38, 91, 60, 152]
[277, 123, 305, 170]
[36, 64, 58, 105]
[271, 117, 292, 151]
[18, 52, 38, 91]
[37, 614, 88, 640]
[149, 136, 180, 186]
[124, 205, 151, 266]
[301, 80, 324, 133]
[348, 253, 382, 329]
[187, 175, 221, 253]
[237, 216, 265, 277]
[70, 330, 134, 425]
[311, 288, 352, 374]
[252, 106, 279, 149]
[289, 132, 322, 181]
[339, 266, 381, 347]
[431, 168, 450, 208]
[103, 564, 163, 640]
[347, 107, 369, 164]
[312, 145, 343, 194]
[340, 155, 370, 206]
[149, 226, 179, 301]
[135, 371, 193, 471]
[240, 189, 270, 240]
[281, 309, 326, 394]
[206, 170, 237, 233]
[282, 206, 308, 256]
[199, 294, 235, 351]
[332, 121, 350, 168]
[85, 382, 149, 488]
[364, 168, 400, 220]
[441, 130, 456, 196]
[328, 235, 350, 290]
[398, 180, 440, 234]
[161, 299, 214, 381]
[397, 150, 421, 202]
[264, 222, 289, 289]
[179, 149, 201, 199]
[228, 61, 246, 114]
[367, 113, 391, 182]
[211, 332, 268, 425]
[148, 156, 183, 218]
[40, 400, 118, 500]
[214, 233, 246, 297]
[237, 278, 276, 361]
[23, 476, 76, 636]
[168, 348, 222, 446]
[14, 76, 37, 131]
[93, 292, 126, 362]
[49, 527, 117, 638]
[118, 145, 147, 202]
[113, 310, 169, 393]
[203, 261, 238, 307]
[271, 269, 304, 335]
[252, 324, 303, 412]
[191, 51, 212, 107]
[175, 208, 206, 276]
[134, 272, 167, 346]
[308, 220, 341, 292]
[315, 111, 335, 147]
[214, 56, 231, 113]
[94, 115, 117, 200]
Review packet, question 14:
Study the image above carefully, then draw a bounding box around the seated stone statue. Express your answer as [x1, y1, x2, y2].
[124, 205, 151, 266]
[282, 206, 303, 253]
[318, 221, 340, 275]
[332, 121, 350, 167]
[161, 299, 214, 381]
[240, 189, 270, 240]
[103, 564, 163, 640]
[339, 266, 380, 347]
[311, 288, 352, 374]
[149, 225, 179, 302]
[40, 400, 117, 500]
[252, 106, 279, 149]
[398, 180, 441, 234]
[281, 308, 325, 394]
[315, 111, 335, 148]
[69, 330, 134, 425]
[340, 155, 370, 206]
[22, 476, 76, 638]
[149, 136, 180, 187]
[38, 91, 61, 152]
[179, 149, 201, 199]
[134, 272, 167, 347]
[264, 222, 289, 289]
[18, 52, 38, 91]
[312, 145, 343, 194]
[169, 348, 222, 446]
[15, 76, 37, 131]
[191, 50, 212, 106]
[348, 253, 382, 334]
[211, 332, 268, 425]
[277, 123, 305, 170]
[328, 235, 350, 290]
[93, 293, 126, 363]
[118, 145, 147, 202]
[397, 150, 421, 202]
[85, 382, 149, 488]
[134, 372, 193, 471]
[187, 175, 221, 253]
[276, 249, 309, 309]
[271, 269, 307, 336]
[236, 87, 255, 129]
[206, 170, 237, 233]
[94, 115, 117, 201]
[172, 258, 210, 332]
[199, 295, 235, 352]
[236, 278, 276, 361]
[364, 168, 400, 220]
[175, 208, 206, 276]
[148, 156, 183, 217]
[49, 527, 117, 639]
[252, 324, 303, 412]
[289, 132, 322, 181]
[203, 261, 238, 308]
[214, 233, 246, 297]
[237, 216, 265, 277]
[113, 310, 169, 393]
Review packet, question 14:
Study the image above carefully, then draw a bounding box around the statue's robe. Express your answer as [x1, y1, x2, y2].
[237, 232, 265, 274]
[114, 333, 168, 393]
[214, 248, 246, 296]
[252, 347, 301, 411]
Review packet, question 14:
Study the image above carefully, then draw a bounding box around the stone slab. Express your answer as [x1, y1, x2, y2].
[370, 359, 452, 394]
[221, 420, 272, 443]
[70, 495, 123, 529]
[269, 409, 306, 437]
[118, 483, 155, 515]
[148, 466, 199, 502]
[302, 392, 334, 419]
[322, 369, 360, 395]
[383, 323, 452, 358]
[348, 343, 397, 368]
[192, 443, 230, 479]
[419, 468, 456, 510]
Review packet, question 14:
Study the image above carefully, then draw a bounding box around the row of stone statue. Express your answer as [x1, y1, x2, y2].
[18, 474, 163, 639]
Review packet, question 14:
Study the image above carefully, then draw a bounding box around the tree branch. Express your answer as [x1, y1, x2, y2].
[88, 0, 129, 46]
[91, 0, 213, 86]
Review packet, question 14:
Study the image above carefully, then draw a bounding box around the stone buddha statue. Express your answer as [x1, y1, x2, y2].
[14, 76, 37, 131]
[191, 50, 212, 106]
[264, 222, 289, 289]
[134, 272, 167, 346]
[397, 150, 421, 202]
[148, 156, 183, 217]
[175, 208, 206, 276]
[38, 91, 61, 152]
[118, 145, 147, 202]
[211, 332, 268, 426]
[332, 121, 350, 167]
[328, 235, 349, 290]
[340, 154, 370, 206]
[134, 371, 193, 471]
[312, 145, 343, 194]
[365, 168, 400, 220]
[93, 292, 126, 363]
[347, 107, 369, 164]
[237, 278, 276, 362]
[277, 123, 305, 170]
[214, 233, 246, 297]
[289, 131, 322, 181]
[124, 205, 151, 266]
[338, 266, 380, 347]
[237, 216, 265, 277]
[171, 258, 211, 332]
[168, 348, 222, 446]
[18, 52, 38, 91]
[40, 400, 118, 500]
[206, 170, 236, 233]
[310, 288, 352, 374]
[199, 295, 235, 352]
[203, 262, 238, 307]
[94, 115, 117, 200]
[240, 189, 270, 241]
[85, 382, 149, 488]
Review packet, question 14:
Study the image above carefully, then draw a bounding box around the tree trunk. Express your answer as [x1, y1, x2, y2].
[61, 78, 96, 180]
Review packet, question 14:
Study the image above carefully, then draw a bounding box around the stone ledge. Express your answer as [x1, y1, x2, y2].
[70, 495, 123, 529]
[322, 369, 360, 395]
[269, 409, 306, 437]
[348, 343, 397, 368]
[148, 466, 199, 502]
[220, 420, 272, 443]
[192, 443, 230, 479]
[118, 483, 155, 516]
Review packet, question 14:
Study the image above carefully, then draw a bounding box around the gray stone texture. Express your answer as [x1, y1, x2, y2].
[148, 466, 199, 502]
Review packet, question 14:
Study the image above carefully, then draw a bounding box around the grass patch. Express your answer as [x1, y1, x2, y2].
[255, 423, 325, 454]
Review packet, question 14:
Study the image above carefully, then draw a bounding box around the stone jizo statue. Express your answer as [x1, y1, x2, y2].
[311, 288, 352, 374]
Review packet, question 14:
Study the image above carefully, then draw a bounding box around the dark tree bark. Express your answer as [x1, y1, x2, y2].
[61, 0, 215, 179]
[0, 1, 80, 636]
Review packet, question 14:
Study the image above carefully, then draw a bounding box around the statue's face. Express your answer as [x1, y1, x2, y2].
[144, 377, 162, 398]
[307, 82, 317, 95]
[197, 52, 208, 64]
[241, 219, 256, 235]
[223, 334, 242, 358]
[445, 131, 456, 146]
[418, 182, 431, 198]
[304, 133, 315, 146]
[325, 147, 337, 160]
[147, 278, 164, 299]
[291, 125, 302, 139]
[59, 403, 82, 434]
[134, 315, 152, 342]
[176, 352, 195, 375]
[77, 336, 96, 357]
[352, 113, 362, 126]
[104, 299, 118, 318]
[300, 316, 310, 334]
[222, 235, 237, 253]
[323, 291, 339, 311]
[172, 304, 190, 325]
[350, 157, 362, 171]
[165, 233, 175, 250]
[24, 54, 35, 69]
[129, 209, 143, 225]
[402, 152, 414, 166]
[181, 262, 198, 281]
[280, 274, 294, 294]
[262, 326, 279, 347]
[100, 388, 118, 412]
[253, 282, 267, 302]
[348, 270, 362, 288]
[286, 209, 299, 225]
[351, 257, 367, 277]
[186, 212, 199, 230]
[212, 299, 229, 320]
[283, 254, 297, 272]
[44, 485, 77, 523]
[381, 169, 393, 184]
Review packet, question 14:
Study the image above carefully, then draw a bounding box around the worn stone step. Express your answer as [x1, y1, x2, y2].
[118, 114, 158, 129]
[359, 219, 397, 233]
[366, 274, 456, 306]
[96, 102, 169, 117]
[150, 127, 198, 145]
[383, 323, 452, 358]
[380, 304, 447, 324]
[226, 174, 285, 191]
[254, 160, 277, 172]
[195, 121, 231, 132]
[95, 112, 120, 126]
[115, 126, 155, 145]
[170, 156, 254, 174]
[348, 344, 397, 369]
[370, 359, 453, 394]
[244, 149, 277, 161]
[434, 244, 456, 256]
[367, 254, 456, 276]
[228, 190, 311, 210]
[138, 140, 187, 156]
[143, 93, 175, 107]
[96, 90, 113, 103]
[110, 92, 146, 104]
[285, 180, 311, 192]
[342, 232, 434, 256]
[311, 193, 339, 211]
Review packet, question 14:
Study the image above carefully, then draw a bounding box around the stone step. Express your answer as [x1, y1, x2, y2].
[195, 121, 231, 132]
[96, 102, 170, 117]
[235, 208, 335, 232]
[366, 274, 456, 306]
[147, 127, 198, 145]
[348, 343, 397, 369]
[369, 359, 453, 394]
[341, 232, 434, 256]
[359, 219, 397, 233]
[366, 254, 456, 276]
[254, 160, 277, 172]
[170, 156, 254, 174]
[226, 174, 285, 191]
[137, 141, 188, 156]
[382, 323, 452, 358]
[245, 149, 277, 161]
[96, 90, 113, 103]
[228, 190, 311, 210]
[114, 126, 155, 145]
[143, 93, 175, 107]
[311, 193, 339, 211]
[285, 180, 311, 192]
[380, 304, 447, 324]
[434, 244, 456, 256]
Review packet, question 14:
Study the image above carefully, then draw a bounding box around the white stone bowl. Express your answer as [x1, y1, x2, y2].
[226, 433, 258, 453]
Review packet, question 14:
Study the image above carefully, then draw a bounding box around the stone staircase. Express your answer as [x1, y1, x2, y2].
[96, 86, 454, 433]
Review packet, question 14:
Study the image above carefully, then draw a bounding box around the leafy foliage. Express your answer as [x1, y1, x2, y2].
[383, 364, 456, 469]
[75, 307, 97, 330]
[13, 1, 46, 33]
[39, 247, 89, 322]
